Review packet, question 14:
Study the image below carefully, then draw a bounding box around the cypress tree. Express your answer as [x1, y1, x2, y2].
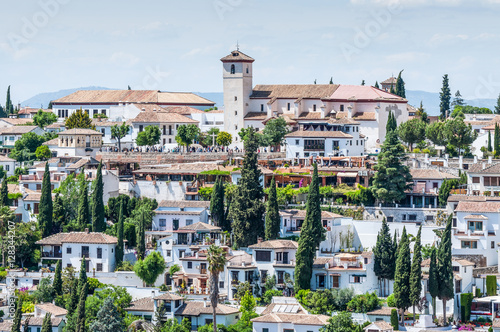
[228, 127, 265, 247]
[393, 230, 398, 258]
[5, 85, 13, 115]
[78, 258, 87, 294]
[428, 246, 438, 320]
[115, 200, 124, 267]
[76, 173, 89, 231]
[488, 130, 493, 152]
[52, 193, 64, 233]
[439, 74, 451, 119]
[89, 297, 124, 332]
[0, 174, 8, 206]
[0, 105, 5, 119]
[373, 218, 394, 296]
[39, 163, 53, 237]
[495, 124, 500, 155]
[91, 162, 105, 232]
[374, 81, 379, 89]
[437, 216, 454, 325]
[395, 70, 406, 98]
[265, 176, 280, 240]
[67, 277, 79, 315]
[75, 282, 88, 332]
[386, 112, 397, 135]
[393, 227, 411, 323]
[390, 84, 396, 94]
[136, 207, 146, 260]
[41, 313, 52, 332]
[210, 177, 225, 228]
[53, 260, 62, 296]
[409, 225, 422, 321]
[11, 298, 23, 332]
[294, 163, 324, 290]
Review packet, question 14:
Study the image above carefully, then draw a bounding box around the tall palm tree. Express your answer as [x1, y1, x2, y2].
[207, 245, 227, 332]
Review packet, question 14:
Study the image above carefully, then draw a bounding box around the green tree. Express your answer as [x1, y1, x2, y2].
[91, 162, 105, 232]
[76, 174, 89, 231]
[409, 226, 422, 321]
[373, 218, 394, 297]
[451, 90, 464, 108]
[111, 123, 130, 151]
[495, 93, 500, 114]
[439, 74, 451, 119]
[397, 119, 426, 151]
[115, 200, 125, 267]
[295, 163, 324, 290]
[207, 245, 227, 332]
[393, 227, 411, 323]
[386, 112, 397, 134]
[5, 86, 14, 115]
[9, 132, 46, 162]
[53, 260, 63, 296]
[202, 127, 220, 146]
[210, 177, 225, 229]
[395, 70, 405, 98]
[374, 81, 379, 89]
[78, 258, 88, 293]
[67, 276, 79, 315]
[391, 309, 399, 330]
[444, 116, 477, 155]
[65, 108, 93, 129]
[263, 117, 289, 150]
[438, 178, 460, 206]
[89, 297, 124, 332]
[428, 247, 438, 319]
[53, 193, 64, 232]
[265, 176, 280, 240]
[175, 124, 200, 152]
[238, 127, 267, 146]
[136, 207, 146, 260]
[371, 131, 412, 203]
[489, 130, 493, 152]
[39, 163, 53, 237]
[75, 282, 88, 332]
[33, 110, 57, 128]
[321, 311, 357, 332]
[35, 145, 51, 160]
[136, 125, 161, 147]
[437, 216, 453, 325]
[216, 131, 232, 147]
[41, 313, 52, 332]
[229, 127, 265, 247]
[486, 275, 497, 296]
[0, 175, 8, 206]
[426, 121, 447, 146]
[495, 124, 500, 155]
[11, 298, 23, 332]
[134, 251, 166, 286]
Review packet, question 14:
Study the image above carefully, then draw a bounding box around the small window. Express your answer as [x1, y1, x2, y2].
[188, 262, 192, 269]
[186, 219, 193, 226]
[387, 216, 394, 222]
[67, 264, 72, 268]
[313, 104, 317, 112]
[453, 266, 459, 272]
[263, 329, 269, 332]
[235, 125, 238, 130]
[219, 281, 224, 288]
[472, 177, 480, 184]
[235, 111, 238, 116]
[159, 219, 166, 227]
[96, 263, 102, 272]
[67, 247, 72, 254]
[97, 248, 102, 259]
[295, 139, 300, 145]
[340, 105, 344, 112]
[230, 64, 235, 74]
[261, 104, 264, 112]
[234, 96, 237, 101]
[167, 250, 171, 257]
[246, 66, 249, 74]
[492, 241, 495, 249]
[287, 103, 290, 111]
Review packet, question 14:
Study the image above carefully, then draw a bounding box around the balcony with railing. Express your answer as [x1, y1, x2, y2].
[41, 251, 62, 258]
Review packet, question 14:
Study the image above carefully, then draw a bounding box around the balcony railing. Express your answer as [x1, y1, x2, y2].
[42, 252, 62, 258]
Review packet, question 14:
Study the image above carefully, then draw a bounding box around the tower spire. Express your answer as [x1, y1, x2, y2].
[236, 40, 239, 51]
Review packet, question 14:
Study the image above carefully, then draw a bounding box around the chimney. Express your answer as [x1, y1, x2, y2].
[257, 237, 263, 244]
[347, 105, 352, 118]
[84, 228, 89, 233]
[489, 155, 493, 164]
[142, 108, 146, 112]
[482, 162, 486, 170]
[459, 156, 463, 170]
[473, 156, 478, 164]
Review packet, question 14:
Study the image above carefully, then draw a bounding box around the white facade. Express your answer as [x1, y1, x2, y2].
[0, 156, 15, 177]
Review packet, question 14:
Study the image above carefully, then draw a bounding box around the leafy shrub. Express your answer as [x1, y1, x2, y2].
[346, 292, 382, 313]
[391, 309, 399, 330]
[386, 293, 396, 307]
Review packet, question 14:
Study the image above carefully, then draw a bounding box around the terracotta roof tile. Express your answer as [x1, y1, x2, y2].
[455, 201, 500, 213]
[158, 200, 210, 208]
[325, 85, 406, 102]
[154, 293, 184, 301]
[410, 169, 459, 180]
[0, 118, 34, 125]
[248, 240, 298, 249]
[250, 85, 338, 99]
[35, 303, 68, 316]
[252, 313, 329, 325]
[280, 209, 342, 219]
[175, 302, 239, 316]
[0, 126, 39, 135]
[36, 231, 118, 245]
[244, 112, 268, 120]
[58, 128, 103, 135]
[220, 50, 255, 62]
[127, 297, 154, 312]
[285, 130, 352, 138]
[132, 111, 198, 124]
[468, 162, 500, 174]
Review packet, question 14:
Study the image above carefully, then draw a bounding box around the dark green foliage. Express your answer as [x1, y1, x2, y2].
[0, 175, 8, 206]
[11, 298, 23, 332]
[295, 163, 324, 290]
[136, 125, 162, 147]
[410, 226, 422, 320]
[393, 227, 411, 322]
[210, 177, 226, 229]
[391, 309, 399, 330]
[67, 277, 79, 315]
[496, 124, 500, 155]
[76, 174, 89, 230]
[398, 119, 426, 151]
[373, 218, 395, 296]
[65, 108, 93, 129]
[299, 288, 354, 314]
[53, 260, 63, 296]
[321, 311, 360, 332]
[451, 105, 492, 117]
[371, 131, 413, 203]
[110, 123, 130, 151]
[33, 110, 57, 128]
[106, 195, 131, 222]
[460, 293, 473, 322]
[444, 116, 477, 155]
[89, 297, 124, 332]
[115, 201, 124, 267]
[136, 207, 146, 260]
[489, 131, 493, 152]
[75, 282, 88, 332]
[374, 81, 379, 89]
[39, 163, 53, 237]
[395, 70, 405, 98]
[91, 162, 105, 232]
[496, 93, 500, 114]
[440, 74, 451, 119]
[124, 222, 136, 247]
[41, 313, 52, 332]
[229, 127, 265, 247]
[486, 275, 497, 296]
[5, 86, 14, 115]
[438, 178, 460, 206]
[346, 292, 382, 313]
[428, 247, 438, 318]
[265, 176, 280, 240]
[174, 124, 200, 151]
[134, 251, 166, 286]
[437, 216, 454, 324]
[452, 90, 464, 108]
[53, 193, 64, 233]
[426, 121, 447, 147]
[78, 259, 87, 294]
[386, 111, 397, 134]
[262, 117, 289, 148]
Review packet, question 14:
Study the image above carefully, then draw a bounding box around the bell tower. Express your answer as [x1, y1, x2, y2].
[221, 49, 254, 143]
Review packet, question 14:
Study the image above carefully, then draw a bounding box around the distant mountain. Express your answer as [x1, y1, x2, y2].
[22, 88, 496, 115]
[406, 90, 497, 116]
[21, 86, 114, 108]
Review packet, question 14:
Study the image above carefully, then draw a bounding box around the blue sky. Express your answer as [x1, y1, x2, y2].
[1, 0, 500, 104]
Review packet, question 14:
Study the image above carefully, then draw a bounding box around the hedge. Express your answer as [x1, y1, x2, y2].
[391, 309, 399, 330]
[460, 293, 473, 322]
[486, 275, 497, 296]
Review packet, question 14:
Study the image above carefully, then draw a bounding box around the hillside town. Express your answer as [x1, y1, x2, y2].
[2, 2, 500, 332]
